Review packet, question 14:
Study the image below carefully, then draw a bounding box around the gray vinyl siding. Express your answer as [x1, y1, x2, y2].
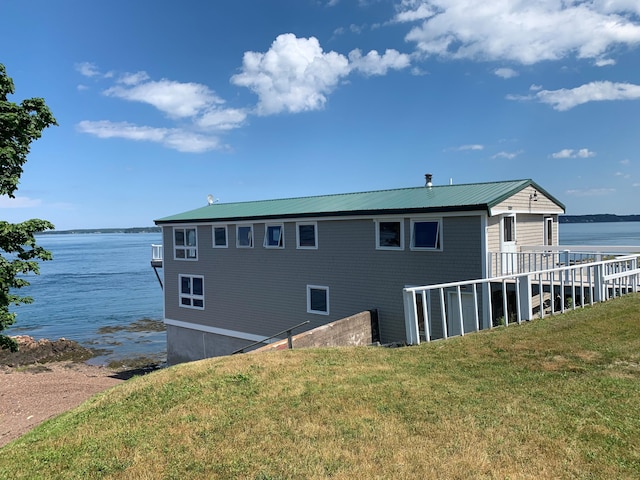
[162, 216, 484, 345]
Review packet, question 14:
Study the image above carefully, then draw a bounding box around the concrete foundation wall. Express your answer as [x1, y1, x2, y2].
[166, 324, 259, 365]
[252, 310, 379, 353]
[166, 310, 379, 364]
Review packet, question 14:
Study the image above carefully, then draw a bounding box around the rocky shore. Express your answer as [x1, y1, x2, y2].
[0, 336, 162, 448]
[0, 335, 95, 367]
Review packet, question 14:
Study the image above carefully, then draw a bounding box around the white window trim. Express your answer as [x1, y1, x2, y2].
[173, 226, 198, 261]
[375, 219, 404, 251]
[212, 225, 228, 248]
[179, 274, 205, 310]
[307, 285, 329, 315]
[296, 222, 318, 250]
[502, 214, 517, 244]
[236, 224, 254, 248]
[410, 218, 443, 251]
[544, 217, 553, 246]
[263, 223, 285, 249]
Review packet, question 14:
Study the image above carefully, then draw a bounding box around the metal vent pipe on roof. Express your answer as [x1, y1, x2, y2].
[425, 173, 433, 188]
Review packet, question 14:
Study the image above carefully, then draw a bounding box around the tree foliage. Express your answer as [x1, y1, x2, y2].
[0, 64, 57, 351]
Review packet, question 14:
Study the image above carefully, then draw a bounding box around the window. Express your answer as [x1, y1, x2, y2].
[179, 274, 204, 309]
[174, 227, 197, 260]
[296, 222, 317, 249]
[503, 215, 515, 243]
[213, 226, 228, 248]
[544, 217, 553, 246]
[307, 285, 329, 315]
[376, 220, 404, 250]
[236, 225, 253, 248]
[264, 224, 284, 248]
[411, 219, 442, 250]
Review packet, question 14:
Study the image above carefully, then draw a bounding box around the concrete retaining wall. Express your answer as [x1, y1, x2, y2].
[251, 310, 379, 353]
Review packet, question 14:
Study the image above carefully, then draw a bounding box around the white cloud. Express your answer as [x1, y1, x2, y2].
[76, 120, 220, 153]
[231, 34, 351, 115]
[529, 84, 543, 91]
[492, 150, 522, 159]
[401, 1, 640, 65]
[394, 1, 437, 22]
[494, 68, 518, 79]
[119, 71, 151, 86]
[455, 144, 484, 151]
[551, 148, 596, 159]
[348, 48, 411, 76]
[620, 159, 631, 165]
[104, 78, 223, 118]
[75, 62, 101, 77]
[196, 108, 247, 130]
[0, 195, 43, 208]
[535, 81, 640, 110]
[566, 188, 616, 197]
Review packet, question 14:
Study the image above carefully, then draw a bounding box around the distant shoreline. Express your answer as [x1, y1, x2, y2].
[560, 215, 640, 224]
[36, 217, 640, 232]
[39, 227, 161, 235]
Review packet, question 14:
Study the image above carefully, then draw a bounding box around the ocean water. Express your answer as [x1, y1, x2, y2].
[6, 233, 164, 365]
[559, 222, 640, 246]
[5, 223, 640, 365]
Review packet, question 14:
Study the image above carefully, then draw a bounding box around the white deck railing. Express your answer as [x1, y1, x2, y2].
[404, 253, 640, 345]
[151, 244, 163, 262]
[488, 245, 640, 277]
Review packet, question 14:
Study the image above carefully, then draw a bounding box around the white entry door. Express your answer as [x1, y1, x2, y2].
[500, 214, 517, 274]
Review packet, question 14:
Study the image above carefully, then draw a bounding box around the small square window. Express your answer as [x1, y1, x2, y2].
[307, 285, 329, 315]
[174, 227, 197, 260]
[411, 219, 442, 250]
[213, 226, 228, 248]
[264, 224, 284, 248]
[179, 274, 204, 310]
[376, 220, 404, 250]
[297, 223, 317, 249]
[237, 225, 253, 248]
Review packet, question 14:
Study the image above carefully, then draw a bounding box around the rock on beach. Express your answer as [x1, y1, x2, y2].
[0, 335, 94, 367]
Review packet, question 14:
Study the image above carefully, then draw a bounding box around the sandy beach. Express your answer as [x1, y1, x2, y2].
[0, 361, 125, 448]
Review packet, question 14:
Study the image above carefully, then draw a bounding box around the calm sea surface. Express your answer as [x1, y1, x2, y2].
[7, 233, 164, 365]
[560, 222, 640, 246]
[5, 223, 640, 365]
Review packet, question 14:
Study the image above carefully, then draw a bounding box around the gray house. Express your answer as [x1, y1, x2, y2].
[154, 177, 565, 364]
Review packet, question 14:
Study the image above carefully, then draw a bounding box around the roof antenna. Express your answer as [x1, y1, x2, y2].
[207, 194, 219, 205]
[425, 173, 433, 188]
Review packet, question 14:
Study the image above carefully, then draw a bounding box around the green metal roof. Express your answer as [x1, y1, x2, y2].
[155, 179, 565, 224]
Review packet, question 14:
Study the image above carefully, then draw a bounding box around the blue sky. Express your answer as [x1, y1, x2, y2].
[2, 0, 640, 230]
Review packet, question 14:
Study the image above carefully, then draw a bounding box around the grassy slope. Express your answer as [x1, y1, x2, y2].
[2, 295, 640, 479]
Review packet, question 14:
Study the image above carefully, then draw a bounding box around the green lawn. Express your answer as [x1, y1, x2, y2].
[2, 294, 640, 479]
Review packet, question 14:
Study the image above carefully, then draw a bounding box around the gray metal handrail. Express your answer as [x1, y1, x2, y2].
[231, 320, 310, 354]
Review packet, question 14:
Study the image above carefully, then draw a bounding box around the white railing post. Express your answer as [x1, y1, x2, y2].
[518, 275, 532, 322]
[594, 263, 604, 303]
[403, 289, 420, 345]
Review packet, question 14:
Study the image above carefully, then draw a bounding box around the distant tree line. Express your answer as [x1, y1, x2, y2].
[38, 227, 161, 235]
[560, 214, 640, 223]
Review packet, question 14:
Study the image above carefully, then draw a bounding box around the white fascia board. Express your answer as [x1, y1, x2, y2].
[490, 208, 563, 216]
[164, 318, 280, 343]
